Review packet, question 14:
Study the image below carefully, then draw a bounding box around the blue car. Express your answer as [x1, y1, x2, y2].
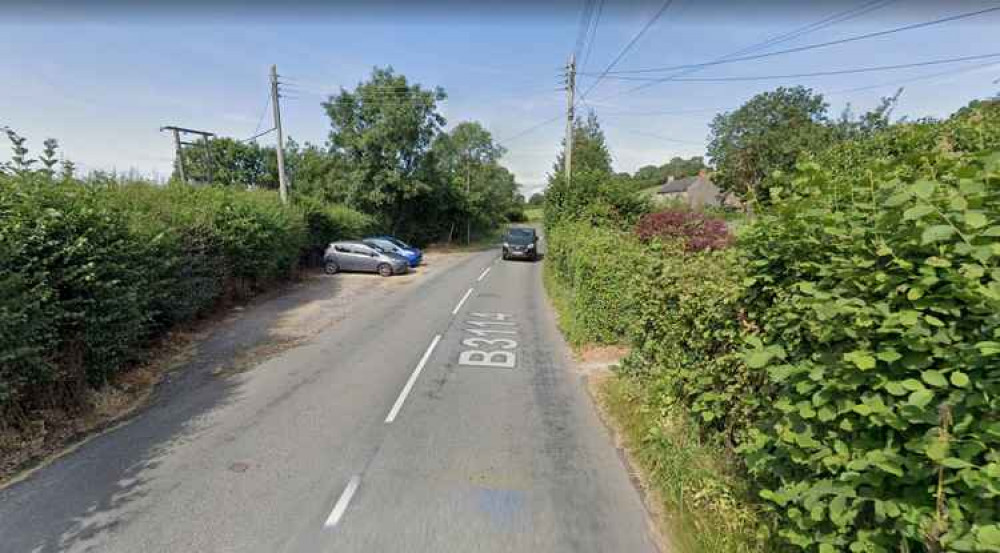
[363, 236, 423, 268]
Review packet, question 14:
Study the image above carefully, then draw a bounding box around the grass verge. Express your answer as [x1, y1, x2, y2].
[598, 375, 773, 553]
[542, 265, 774, 553]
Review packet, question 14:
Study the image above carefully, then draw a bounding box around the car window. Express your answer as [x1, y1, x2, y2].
[372, 239, 395, 251]
[334, 245, 350, 253]
[386, 237, 409, 249]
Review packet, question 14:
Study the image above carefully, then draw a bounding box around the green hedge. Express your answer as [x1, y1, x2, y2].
[544, 222, 648, 344]
[546, 104, 1000, 552]
[737, 118, 1000, 552]
[0, 177, 366, 420]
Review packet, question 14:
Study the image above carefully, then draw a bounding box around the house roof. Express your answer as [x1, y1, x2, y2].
[659, 175, 700, 194]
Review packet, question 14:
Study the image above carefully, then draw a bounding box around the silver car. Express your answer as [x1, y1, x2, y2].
[324, 240, 409, 277]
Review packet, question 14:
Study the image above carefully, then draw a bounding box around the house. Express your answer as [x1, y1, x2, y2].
[656, 170, 738, 209]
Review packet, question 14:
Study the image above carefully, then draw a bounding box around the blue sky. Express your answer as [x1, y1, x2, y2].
[2, 1, 999, 195]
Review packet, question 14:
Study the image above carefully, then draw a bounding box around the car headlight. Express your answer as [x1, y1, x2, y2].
[503, 242, 510, 249]
[526, 244, 534, 250]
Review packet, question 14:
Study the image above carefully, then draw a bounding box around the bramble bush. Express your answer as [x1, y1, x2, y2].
[0, 175, 366, 424]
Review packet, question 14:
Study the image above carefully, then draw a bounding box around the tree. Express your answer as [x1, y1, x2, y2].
[432, 121, 521, 241]
[171, 137, 277, 188]
[528, 192, 545, 206]
[545, 111, 647, 228]
[323, 66, 446, 233]
[707, 86, 832, 203]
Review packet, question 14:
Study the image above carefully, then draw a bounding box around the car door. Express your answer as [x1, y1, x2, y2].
[332, 244, 355, 271]
[351, 244, 380, 272]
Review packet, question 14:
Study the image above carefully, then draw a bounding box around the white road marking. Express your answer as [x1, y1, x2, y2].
[477, 267, 491, 281]
[385, 334, 442, 423]
[451, 288, 474, 315]
[324, 475, 361, 528]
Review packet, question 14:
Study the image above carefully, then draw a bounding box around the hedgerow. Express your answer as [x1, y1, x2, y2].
[0, 176, 365, 424]
[544, 221, 648, 344]
[546, 103, 1000, 552]
[738, 110, 1000, 552]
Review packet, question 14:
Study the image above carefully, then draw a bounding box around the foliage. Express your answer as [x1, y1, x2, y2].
[545, 112, 650, 229]
[431, 121, 524, 241]
[601, 376, 776, 553]
[294, 194, 374, 263]
[173, 137, 277, 188]
[323, 66, 447, 236]
[0, 174, 309, 421]
[708, 86, 833, 204]
[544, 222, 649, 344]
[635, 209, 732, 251]
[630, 156, 708, 192]
[738, 107, 1000, 552]
[545, 101, 1000, 552]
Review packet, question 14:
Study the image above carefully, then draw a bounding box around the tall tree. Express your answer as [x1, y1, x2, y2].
[707, 86, 831, 203]
[322, 66, 446, 233]
[544, 111, 646, 227]
[431, 121, 519, 240]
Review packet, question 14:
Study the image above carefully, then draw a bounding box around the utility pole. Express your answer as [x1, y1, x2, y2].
[160, 126, 215, 185]
[271, 64, 289, 204]
[564, 54, 576, 185]
[170, 127, 186, 184]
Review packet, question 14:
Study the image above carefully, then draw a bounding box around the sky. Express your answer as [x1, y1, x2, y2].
[2, 0, 999, 196]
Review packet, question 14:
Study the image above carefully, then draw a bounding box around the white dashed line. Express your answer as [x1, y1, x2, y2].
[324, 475, 361, 528]
[477, 267, 491, 281]
[385, 334, 442, 423]
[451, 288, 474, 315]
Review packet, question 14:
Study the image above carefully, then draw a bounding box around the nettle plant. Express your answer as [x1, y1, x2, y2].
[739, 149, 1000, 552]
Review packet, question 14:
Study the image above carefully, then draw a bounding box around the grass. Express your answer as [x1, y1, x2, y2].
[599, 375, 775, 553]
[525, 207, 544, 222]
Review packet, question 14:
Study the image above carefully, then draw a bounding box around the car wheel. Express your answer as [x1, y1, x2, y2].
[377, 263, 393, 277]
[324, 260, 339, 275]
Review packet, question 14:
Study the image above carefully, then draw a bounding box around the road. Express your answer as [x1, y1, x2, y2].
[0, 242, 659, 552]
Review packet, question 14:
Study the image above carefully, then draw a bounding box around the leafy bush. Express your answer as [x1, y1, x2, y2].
[635, 209, 732, 251]
[739, 148, 1000, 552]
[294, 195, 375, 264]
[544, 222, 649, 344]
[0, 176, 310, 420]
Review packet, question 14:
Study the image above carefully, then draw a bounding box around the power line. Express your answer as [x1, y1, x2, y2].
[593, 51, 1000, 82]
[497, 114, 564, 146]
[579, 0, 676, 100]
[243, 127, 276, 143]
[607, 125, 704, 145]
[580, 0, 605, 74]
[251, 93, 271, 138]
[573, 0, 597, 61]
[590, 0, 898, 104]
[585, 4, 1000, 76]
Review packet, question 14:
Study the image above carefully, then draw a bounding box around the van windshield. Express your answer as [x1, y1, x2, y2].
[507, 229, 535, 245]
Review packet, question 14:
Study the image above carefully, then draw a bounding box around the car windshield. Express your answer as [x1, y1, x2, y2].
[364, 242, 388, 254]
[385, 237, 410, 250]
[369, 239, 395, 251]
[506, 229, 535, 245]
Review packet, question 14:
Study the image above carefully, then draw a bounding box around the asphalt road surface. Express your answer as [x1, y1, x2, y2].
[0, 243, 659, 552]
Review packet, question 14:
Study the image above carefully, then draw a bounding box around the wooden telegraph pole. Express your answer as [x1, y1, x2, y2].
[270, 65, 289, 204]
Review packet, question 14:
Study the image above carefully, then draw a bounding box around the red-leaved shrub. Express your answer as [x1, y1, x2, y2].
[634, 209, 731, 251]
